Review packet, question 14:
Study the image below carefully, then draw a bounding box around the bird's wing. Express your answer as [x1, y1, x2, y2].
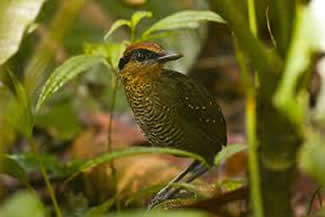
[159, 70, 227, 146]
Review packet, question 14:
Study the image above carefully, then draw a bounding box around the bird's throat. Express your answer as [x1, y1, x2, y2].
[120, 63, 162, 86]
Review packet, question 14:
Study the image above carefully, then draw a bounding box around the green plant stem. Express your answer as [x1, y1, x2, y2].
[246, 96, 264, 217]
[233, 35, 264, 217]
[247, 0, 258, 37]
[27, 136, 62, 217]
[245, 2, 264, 216]
[107, 75, 119, 209]
[130, 28, 136, 43]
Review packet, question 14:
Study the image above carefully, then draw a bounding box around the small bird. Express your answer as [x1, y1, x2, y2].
[118, 42, 227, 209]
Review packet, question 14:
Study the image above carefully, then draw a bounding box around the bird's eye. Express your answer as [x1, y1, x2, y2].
[135, 51, 146, 62]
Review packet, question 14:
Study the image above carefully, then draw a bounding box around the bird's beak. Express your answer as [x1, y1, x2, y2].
[157, 51, 183, 63]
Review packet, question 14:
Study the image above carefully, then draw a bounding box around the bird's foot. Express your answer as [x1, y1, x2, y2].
[147, 190, 174, 210]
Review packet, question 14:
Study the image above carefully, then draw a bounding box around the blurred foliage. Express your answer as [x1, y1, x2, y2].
[0, 0, 46, 64]
[1, 0, 325, 216]
[1, 191, 45, 217]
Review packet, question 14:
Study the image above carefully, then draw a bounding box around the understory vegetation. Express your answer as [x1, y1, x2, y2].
[1, 0, 325, 217]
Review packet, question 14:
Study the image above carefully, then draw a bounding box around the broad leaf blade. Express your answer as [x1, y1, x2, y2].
[0, 0, 46, 65]
[214, 144, 247, 166]
[143, 10, 225, 38]
[0, 191, 45, 217]
[36, 55, 107, 112]
[66, 147, 208, 182]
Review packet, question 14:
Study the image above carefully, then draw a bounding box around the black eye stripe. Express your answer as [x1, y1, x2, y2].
[118, 48, 162, 70]
[118, 54, 131, 70]
[133, 49, 161, 62]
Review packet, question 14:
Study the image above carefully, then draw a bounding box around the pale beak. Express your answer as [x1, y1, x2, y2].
[157, 51, 183, 63]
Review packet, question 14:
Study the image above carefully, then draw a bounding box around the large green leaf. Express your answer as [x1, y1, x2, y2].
[0, 0, 46, 65]
[36, 55, 108, 112]
[0, 191, 45, 217]
[142, 10, 225, 38]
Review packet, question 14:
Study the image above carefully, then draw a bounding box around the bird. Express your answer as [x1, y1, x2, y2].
[118, 42, 227, 209]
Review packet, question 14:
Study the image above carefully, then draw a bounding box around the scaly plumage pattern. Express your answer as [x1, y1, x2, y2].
[118, 42, 227, 208]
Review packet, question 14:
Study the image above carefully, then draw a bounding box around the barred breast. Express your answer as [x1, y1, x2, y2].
[124, 82, 185, 148]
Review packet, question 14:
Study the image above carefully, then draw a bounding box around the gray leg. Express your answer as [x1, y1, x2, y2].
[147, 161, 209, 210]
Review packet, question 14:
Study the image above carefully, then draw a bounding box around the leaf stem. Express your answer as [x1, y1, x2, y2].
[27, 136, 62, 217]
[107, 75, 120, 209]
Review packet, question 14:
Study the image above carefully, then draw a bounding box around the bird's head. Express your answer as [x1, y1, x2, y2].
[118, 42, 182, 82]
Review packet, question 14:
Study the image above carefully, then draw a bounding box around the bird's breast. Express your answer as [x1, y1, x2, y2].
[124, 83, 184, 147]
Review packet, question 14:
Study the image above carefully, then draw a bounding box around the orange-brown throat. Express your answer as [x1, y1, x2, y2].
[119, 60, 162, 85]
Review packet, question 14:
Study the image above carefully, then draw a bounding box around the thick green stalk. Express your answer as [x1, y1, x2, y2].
[216, 1, 302, 217]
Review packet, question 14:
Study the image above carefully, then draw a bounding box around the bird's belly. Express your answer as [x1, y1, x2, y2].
[133, 103, 220, 156]
[126, 92, 223, 163]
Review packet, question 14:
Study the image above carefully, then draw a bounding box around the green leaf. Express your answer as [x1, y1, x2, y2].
[1, 154, 29, 184]
[66, 147, 208, 183]
[214, 144, 247, 166]
[84, 42, 126, 72]
[4, 152, 82, 179]
[83, 198, 115, 217]
[0, 191, 45, 217]
[142, 10, 225, 38]
[0, 0, 46, 65]
[109, 210, 211, 217]
[36, 55, 107, 112]
[131, 11, 152, 32]
[106, 43, 127, 71]
[104, 19, 130, 40]
[6, 71, 33, 138]
[300, 131, 325, 185]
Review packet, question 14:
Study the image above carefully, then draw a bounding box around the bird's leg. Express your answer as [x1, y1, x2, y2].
[157, 163, 209, 201]
[148, 161, 199, 208]
[147, 160, 209, 210]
